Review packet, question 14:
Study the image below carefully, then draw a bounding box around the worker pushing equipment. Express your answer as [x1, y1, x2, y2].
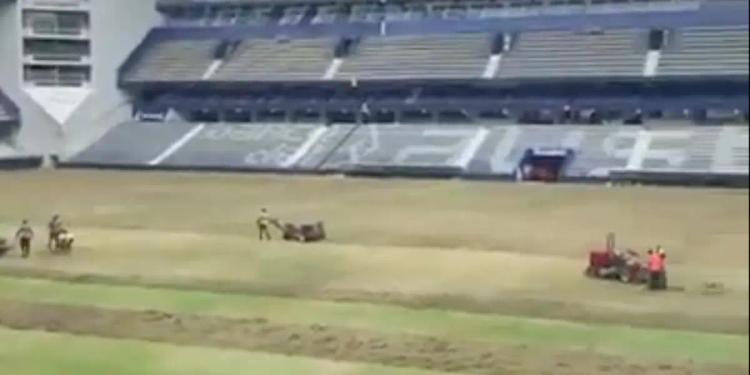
[254, 207, 328, 243]
[1, 215, 74, 259]
[46, 214, 75, 255]
[257, 208, 274, 241]
[48, 214, 63, 250]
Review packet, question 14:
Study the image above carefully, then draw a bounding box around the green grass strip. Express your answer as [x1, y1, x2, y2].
[0, 327, 444, 375]
[0, 276, 746, 365]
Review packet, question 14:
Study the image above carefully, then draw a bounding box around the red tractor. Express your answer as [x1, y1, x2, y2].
[584, 233, 649, 284]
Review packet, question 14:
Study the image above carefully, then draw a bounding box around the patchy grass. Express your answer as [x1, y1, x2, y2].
[0, 276, 746, 365]
[0, 235, 746, 334]
[0, 170, 747, 372]
[0, 327, 447, 375]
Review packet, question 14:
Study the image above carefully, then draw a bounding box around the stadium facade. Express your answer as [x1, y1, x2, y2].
[0, 0, 748, 185]
[0, 0, 158, 157]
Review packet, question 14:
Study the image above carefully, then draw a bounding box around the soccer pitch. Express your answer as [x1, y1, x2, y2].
[0, 170, 747, 374]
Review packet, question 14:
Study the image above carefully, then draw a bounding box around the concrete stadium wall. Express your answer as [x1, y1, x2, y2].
[61, 0, 160, 158]
[0, 0, 159, 158]
[0, 1, 58, 155]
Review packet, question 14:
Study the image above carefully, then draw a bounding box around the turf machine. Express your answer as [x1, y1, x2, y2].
[272, 220, 327, 243]
[49, 229, 75, 255]
[584, 233, 648, 284]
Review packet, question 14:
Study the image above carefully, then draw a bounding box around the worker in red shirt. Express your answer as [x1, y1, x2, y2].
[647, 247, 666, 290]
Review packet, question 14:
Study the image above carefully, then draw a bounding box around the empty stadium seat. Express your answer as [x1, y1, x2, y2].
[123, 39, 219, 82]
[161, 123, 325, 169]
[499, 29, 647, 79]
[338, 34, 491, 80]
[69, 121, 198, 165]
[659, 26, 749, 77]
[68, 120, 750, 181]
[211, 38, 335, 82]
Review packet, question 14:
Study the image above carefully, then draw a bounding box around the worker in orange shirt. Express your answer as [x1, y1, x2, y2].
[656, 245, 667, 289]
[647, 247, 667, 290]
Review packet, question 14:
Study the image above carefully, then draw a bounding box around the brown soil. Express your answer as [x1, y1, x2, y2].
[0, 300, 744, 375]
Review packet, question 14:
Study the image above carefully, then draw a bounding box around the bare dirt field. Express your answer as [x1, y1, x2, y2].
[0, 170, 747, 374]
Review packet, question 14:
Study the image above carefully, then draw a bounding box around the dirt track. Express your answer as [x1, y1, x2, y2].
[0, 300, 744, 375]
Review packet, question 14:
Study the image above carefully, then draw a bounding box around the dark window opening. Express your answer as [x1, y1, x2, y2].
[649, 29, 665, 50]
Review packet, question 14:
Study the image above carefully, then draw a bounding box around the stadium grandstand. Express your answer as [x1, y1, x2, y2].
[2, 2, 750, 374]
[0, 0, 748, 185]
